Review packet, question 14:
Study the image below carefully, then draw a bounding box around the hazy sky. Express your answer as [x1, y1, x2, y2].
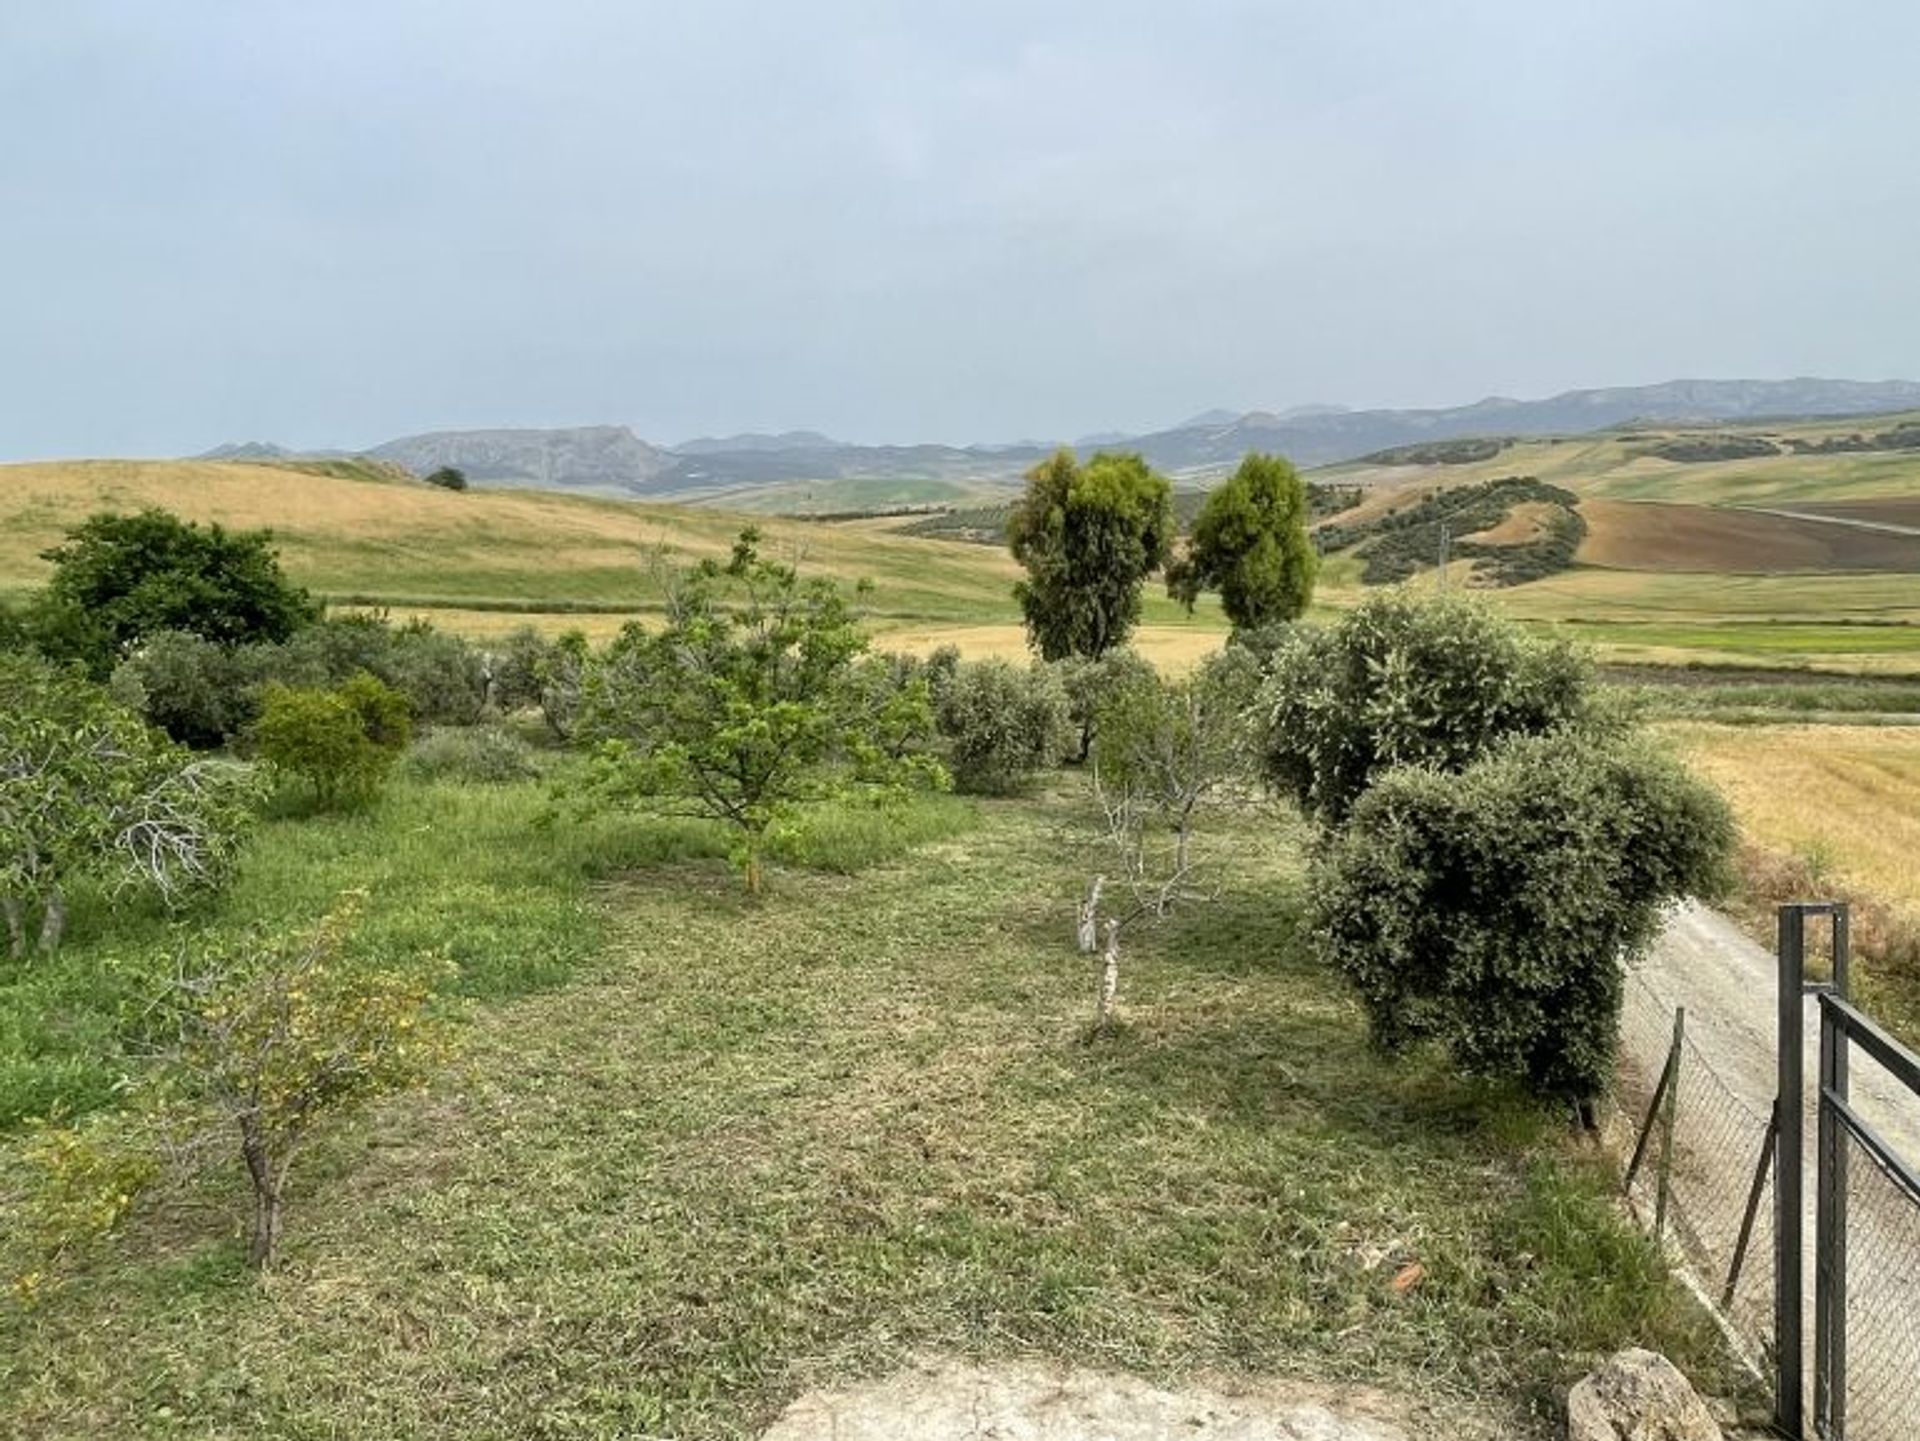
[4, 1, 1918, 457]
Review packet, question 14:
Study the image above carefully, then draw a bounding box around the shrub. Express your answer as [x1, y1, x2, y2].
[1053, 648, 1158, 762]
[158, 901, 454, 1267]
[1, 653, 259, 955]
[401, 725, 540, 785]
[934, 658, 1073, 795]
[110, 630, 269, 749]
[254, 673, 411, 811]
[264, 614, 489, 726]
[1259, 591, 1599, 824]
[490, 626, 556, 714]
[37, 508, 317, 676]
[1312, 732, 1734, 1107]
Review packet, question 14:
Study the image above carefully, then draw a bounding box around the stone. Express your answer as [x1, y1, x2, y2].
[759, 1358, 1426, 1440]
[1566, 1348, 1723, 1441]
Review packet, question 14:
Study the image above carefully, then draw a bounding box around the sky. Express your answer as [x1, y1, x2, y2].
[3, 0, 1918, 457]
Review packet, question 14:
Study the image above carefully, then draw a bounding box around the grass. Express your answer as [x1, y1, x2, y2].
[0, 783, 1730, 1438]
[0, 766, 976, 1134]
[0, 460, 1025, 622]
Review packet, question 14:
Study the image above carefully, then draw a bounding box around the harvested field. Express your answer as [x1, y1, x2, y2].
[1577, 500, 1920, 573]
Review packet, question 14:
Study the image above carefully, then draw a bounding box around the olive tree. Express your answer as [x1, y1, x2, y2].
[1167, 453, 1318, 630]
[932, 658, 1073, 795]
[1312, 731, 1733, 1112]
[1, 654, 258, 956]
[577, 530, 944, 892]
[1259, 590, 1598, 825]
[1007, 449, 1174, 661]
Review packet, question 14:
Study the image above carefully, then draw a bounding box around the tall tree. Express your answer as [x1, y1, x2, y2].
[1166, 452, 1317, 630]
[39, 509, 317, 674]
[1006, 450, 1174, 661]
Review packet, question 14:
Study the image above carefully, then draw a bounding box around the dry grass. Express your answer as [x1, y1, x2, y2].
[1662, 721, 1920, 905]
[0, 459, 1024, 621]
[873, 621, 1229, 673]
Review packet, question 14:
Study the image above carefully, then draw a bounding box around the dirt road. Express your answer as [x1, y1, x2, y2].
[1630, 903, 1920, 1437]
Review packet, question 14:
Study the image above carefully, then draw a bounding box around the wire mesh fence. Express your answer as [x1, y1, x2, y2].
[1834, 1128, 1920, 1441]
[1617, 971, 1777, 1361]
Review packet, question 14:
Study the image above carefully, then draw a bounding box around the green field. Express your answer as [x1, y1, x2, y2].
[0, 774, 1727, 1438]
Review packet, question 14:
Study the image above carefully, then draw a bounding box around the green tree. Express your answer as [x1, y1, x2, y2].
[1166, 453, 1318, 630]
[424, 466, 469, 491]
[1312, 731, 1733, 1110]
[254, 673, 411, 811]
[577, 530, 944, 892]
[39, 509, 318, 675]
[0, 654, 258, 955]
[932, 659, 1073, 795]
[1007, 450, 1174, 661]
[159, 901, 453, 1268]
[1259, 591, 1598, 824]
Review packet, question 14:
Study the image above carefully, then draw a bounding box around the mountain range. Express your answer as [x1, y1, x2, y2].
[197, 377, 1920, 500]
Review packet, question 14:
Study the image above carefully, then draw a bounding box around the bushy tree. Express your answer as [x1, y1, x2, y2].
[1053, 647, 1158, 763]
[1167, 453, 1318, 630]
[933, 658, 1073, 795]
[424, 466, 469, 492]
[254, 673, 411, 811]
[1007, 449, 1174, 661]
[39, 509, 317, 675]
[159, 902, 453, 1267]
[1312, 732, 1734, 1108]
[1259, 591, 1597, 824]
[1, 654, 257, 955]
[267, 614, 488, 726]
[111, 631, 268, 749]
[577, 530, 943, 891]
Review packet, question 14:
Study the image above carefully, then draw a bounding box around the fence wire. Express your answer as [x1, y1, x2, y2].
[1834, 1127, 1920, 1441]
[1617, 973, 1777, 1358]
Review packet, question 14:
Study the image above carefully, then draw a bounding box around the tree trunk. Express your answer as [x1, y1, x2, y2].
[36, 888, 65, 955]
[1097, 918, 1121, 1033]
[744, 849, 764, 896]
[1077, 875, 1105, 954]
[3, 896, 23, 961]
[240, 1124, 285, 1269]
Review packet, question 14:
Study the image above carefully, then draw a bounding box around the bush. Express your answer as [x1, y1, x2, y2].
[1312, 731, 1734, 1106]
[261, 614, 491, 726]
[1053, 648, 1158, 762]
[254, 673, 412, 810]
[37, 508, 317, 676]
[934, 659, 1072, 795]
[1259, 592, 1599, 824]
[158, 901, 454, 1267]
[110, 631, 269, 749]
[401, 725, 541, 785]
[1, 653, 259, 955]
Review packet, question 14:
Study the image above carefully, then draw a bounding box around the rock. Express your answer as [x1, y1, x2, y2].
[760, 1358, 1425, 1440]
[1566, 1348, 1723, 1441]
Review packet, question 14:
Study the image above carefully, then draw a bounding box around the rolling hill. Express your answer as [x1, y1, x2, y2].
[193, 377, 1920, 507]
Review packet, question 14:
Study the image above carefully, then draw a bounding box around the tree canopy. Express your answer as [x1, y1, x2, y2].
[1006, 449, 1174, 661]
[1166, 453, 1317, 630]
[39, 509, 317, 675]
[577, 529, 943, 891]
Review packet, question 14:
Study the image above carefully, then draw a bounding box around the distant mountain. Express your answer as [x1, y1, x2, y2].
[190, 378, 1920, 501]
[1123, 377, 1920, 474]
[674, 430, 840, 455]
[364, 425, 675, 494]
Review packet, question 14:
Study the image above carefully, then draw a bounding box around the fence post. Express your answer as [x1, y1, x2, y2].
[1655, 1006, 1685, 1240]
[1776, 905, 1806, 1439]
[1813, 993, 1850, 1441]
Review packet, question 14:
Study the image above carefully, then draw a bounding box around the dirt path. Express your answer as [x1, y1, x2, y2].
[1744, 506, 1920, 540]
[1631, 903, 1920, 1435]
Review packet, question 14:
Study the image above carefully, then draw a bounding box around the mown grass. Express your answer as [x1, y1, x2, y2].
[0, 767, 977, 1134]
[0, 785, 1732, 1438]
